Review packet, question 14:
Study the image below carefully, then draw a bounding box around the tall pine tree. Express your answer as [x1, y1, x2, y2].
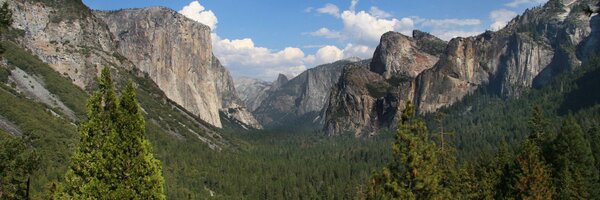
[514, 139, 554, 200]
[108, 82, 165, 199]
[367, 101, 445, 200]
[551, 115, 599, 199]
[59, 68, 165, 199]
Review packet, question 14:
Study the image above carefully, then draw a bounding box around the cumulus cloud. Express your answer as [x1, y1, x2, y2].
[316, 3, 340, 17]
[369, 6, 392, 18]
[212, 34, 310, 79]
[350, 0, 359, 12]
[420, 18, 482, 28]
[308, 1, 486, 44]
[489, 9, 518, 31]
[430, 30, 484, 41]
[307, 27, 342, 39]
[340, 10, 415, 45]
[315, 46, 344, 64]
[505, 0, 548, 8]
[179, 1, 218, 30]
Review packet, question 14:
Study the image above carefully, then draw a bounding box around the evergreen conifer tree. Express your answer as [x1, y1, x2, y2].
[551, 115, 599, 199]
[514, 139, 554, 200]
[367, 101, 444, 200]
[59, 68, 165, 199]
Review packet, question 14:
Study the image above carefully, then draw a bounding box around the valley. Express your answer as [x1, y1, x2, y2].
[0, 0, 600, 199]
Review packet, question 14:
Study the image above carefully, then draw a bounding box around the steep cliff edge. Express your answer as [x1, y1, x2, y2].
[96, 8, 260, 129]
[325, 0, 600, 136]
[324, 32, 435, 136]
[211, 55, 262, 129]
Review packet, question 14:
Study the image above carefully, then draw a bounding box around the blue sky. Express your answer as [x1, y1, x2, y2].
[83, 0, 548, 80]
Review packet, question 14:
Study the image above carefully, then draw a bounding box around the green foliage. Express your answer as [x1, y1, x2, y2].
[366, 81, 390, 98]
[60, 68, 165, 199]
[0, 133, 40, 200]
[0, 65, 9, 83]
[550, 115, 599, 199]
[367, 102, 446, 199]
[514, 139, 554, 200]
[0, 2, 12, 29]
[0, 85, 78, 197]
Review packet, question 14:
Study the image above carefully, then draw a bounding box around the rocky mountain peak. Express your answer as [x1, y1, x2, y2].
[412, 30, 448, 56]
[370, 31, 439, 79]
[271, 74, 290, 90]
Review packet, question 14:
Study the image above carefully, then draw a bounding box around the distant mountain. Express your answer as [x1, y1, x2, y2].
[324, 0, 600, 136]
[250, 59, 368, 128]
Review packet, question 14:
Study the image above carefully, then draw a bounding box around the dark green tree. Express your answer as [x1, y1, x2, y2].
[107, 82, 165, 199]
[0, 132, 39, 200]
[551, 115, 599, 199]
[59, 68, 165, 199]
[367, 101, 445, 199]
[0, 2, 11, 29]
[514, 139, 554, 200]
[589, 124, 600, 180]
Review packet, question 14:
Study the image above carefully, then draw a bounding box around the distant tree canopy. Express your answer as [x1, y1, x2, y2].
[57, 67, 165, 199]
[366, 101, 600, 199]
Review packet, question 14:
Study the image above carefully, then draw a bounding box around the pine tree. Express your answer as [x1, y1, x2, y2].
[551, 115, 599, 199]
[60, 67, 118, 199]
[59, 68, 165, 199]
[367, 101, 444, 200]
[514, 139, 554, 200]
[108, 82, 165, 199]
[0, 2, 11, 29]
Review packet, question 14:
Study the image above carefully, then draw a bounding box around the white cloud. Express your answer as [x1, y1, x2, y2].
[308, 1, 487, 44]
[420, 18, 482, 28]
[489, 9, 518, 31]
[505, 0, 548, 8]
[350, 0, 359, 12]
[212, 34, 310, 79]
[304, 7, 314, 13]
[315, 45, 344, 64]
[340, 10, 415, 45]
[430, 30, 483, 41]
[316, 3, 340, 17]
[307, 27, 342, 39]
[311, 44, 374, 65]
[178, 1, 218, 30]
[369, 6, 392, 18]
[342, 43, 373, 59]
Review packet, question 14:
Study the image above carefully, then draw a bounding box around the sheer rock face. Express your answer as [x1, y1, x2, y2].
[252, 60, 356, 128]
[370, 32, 439, 79]
[95, 7, 222, 128]
[9, 1, 260, 130]
[212, 56, 262, 129]
[9, 0, 133, 89]
[96, 8, 260, 129]
[325, 0, 600, 136]
[234, 77, 272, 112]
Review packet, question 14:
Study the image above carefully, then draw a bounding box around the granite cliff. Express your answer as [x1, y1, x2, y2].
[324, 0, 600, 136]
[8, 0, 260, 129]
[96, 7, 261, 129]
